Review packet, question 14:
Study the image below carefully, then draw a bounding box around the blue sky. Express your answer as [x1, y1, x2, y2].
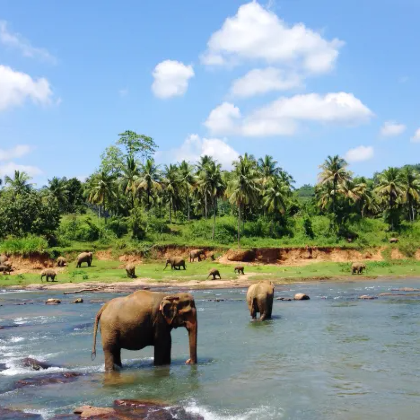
[0, 0, 419, 187]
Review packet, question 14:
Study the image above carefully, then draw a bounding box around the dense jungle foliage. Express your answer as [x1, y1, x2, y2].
[1, 130, 420, 254]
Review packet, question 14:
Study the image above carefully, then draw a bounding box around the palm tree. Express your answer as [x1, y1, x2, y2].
[350, 178, 379, 218]
[179, 160, 196, 221]
[137, 158, 161, 213]
[227, 155, 260, 247]
[48, 177, 69, 212]
[163, 164, 181, 223]
[263, 176, 289, 216]
[196, 155, 215, 218]
[374, 167, 403, 230]
[258, 155, 279, 186]
[120, 156, 139, 209]
[400, 168, 420, 222]
[5, 170, 32, 194]
[318, 155, 351, 216]
[86, 171, 118, 223]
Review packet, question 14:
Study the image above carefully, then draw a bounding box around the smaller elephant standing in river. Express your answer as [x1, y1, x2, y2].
[207, 268, 221, 279]
[351, 262, 366, 275]
[76, 252, 93, 268]
[189, 249, 206, 262]
[247, 281, 274, 321]
[41, 269, 57, 282]
[164, 257, 186, 270]
[57, 256, 67, 267]
[125, 263, 136, 278]
[234, 266, 245, 275]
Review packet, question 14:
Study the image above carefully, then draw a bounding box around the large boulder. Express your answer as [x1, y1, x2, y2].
[226, 249, 256, 262]
[294, 293, 310, 301]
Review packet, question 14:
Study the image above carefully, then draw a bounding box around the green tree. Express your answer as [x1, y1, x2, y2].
[117, 130, 158, 161]
[137, 158, 162, 213]
[120, 156, 140, 209]
[400, 167, 420, 222]
[100, 145, 124, 176]
[163, 164, 181, 223]
[263, 176, 289, 216]
[48, 177, 69, 212]
[179, 160, 196, 221]
[4, 170, 32, 195]
[227, 155, 261, 247]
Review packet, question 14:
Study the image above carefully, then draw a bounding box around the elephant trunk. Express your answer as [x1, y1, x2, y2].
[185, 309, 197, 365]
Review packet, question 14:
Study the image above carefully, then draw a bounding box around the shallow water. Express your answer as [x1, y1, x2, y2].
[1, 280, 420, 419]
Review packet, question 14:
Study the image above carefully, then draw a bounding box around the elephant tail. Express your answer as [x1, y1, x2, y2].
[91, 304, 106, 361]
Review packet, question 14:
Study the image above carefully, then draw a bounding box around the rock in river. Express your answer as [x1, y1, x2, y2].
[0, 407, 42, 419]
[294, 293, 310, 301]
[46, 299, 61, 305]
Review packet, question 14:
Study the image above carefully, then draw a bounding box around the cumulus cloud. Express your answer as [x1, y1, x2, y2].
[205, 92, 373, 137]
[162, 134, 239, 170]
[0, 162, 42, 178]
[0, 65, 53, 111]
[344, 145, 374, 163]
[411, 128, 420, 143]
[0, 20, 56, 63]
[152, 60, 194, 98]
[230, 67, 302, 98]
[0, 145, 31, 161]
[380, 121, 406, 137]
[201, 1, 343, 74]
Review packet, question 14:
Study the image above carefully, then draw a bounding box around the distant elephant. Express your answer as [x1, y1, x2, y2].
[351, 262, 366, 275]
[57, 256, 67, 267]
[389, 238, 399, 243]
[234, 266, 245, 275]
[164, 257, 186, 270]
[125, 263, 136, 278]
[207, 268, 221, 279]
[246, 281, 274, 321]
[189, 249, 206, 262]
[92, 290, 197, 371]
[0, 254, 8, 264]
[76, 252, 93, 268]
[41, 269, 57, 282]
[0, 264, 12, 275]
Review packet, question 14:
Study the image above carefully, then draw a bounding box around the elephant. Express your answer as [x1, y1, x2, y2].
[91, 290, 198, 371]
[125, 263, 136, 278]
[0, 254, 8, 264]
[246, 281, 274, 321]
[164, 257, 186, 270]
[351, 262, 366, 275]
[189, 249, 206, 262]
[234, 266, 245, 275]
[207, 268, 221, 279]
[57, 256, 67, 267]
[76, 252, 93, 268]
[41, 269, 57, 282]
[389, 237, 399, 244]
[0, 264, 12, 275]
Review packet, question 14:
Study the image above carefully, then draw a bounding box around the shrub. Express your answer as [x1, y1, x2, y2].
[399, 242, 418, 258]
[0, 235, 48, 255]
[106, 217, 128, 238]
[128, 207, 146, 240]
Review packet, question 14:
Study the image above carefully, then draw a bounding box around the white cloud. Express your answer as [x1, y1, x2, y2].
[411, 128, 420, 143]
[380, 121, 406, 137]
[0, 65, 53, 111]
[152, 60, 194, 98]
[201, 1, 343, 74]
[0, 145, 31, 161]
[163, 134, 239, 170]
[344, 145, 374, 163]
[230, 67, 302, 98]
[0, 20, 56, 63]
[205, 92, 373, 137]
[0, 162, 42, 178]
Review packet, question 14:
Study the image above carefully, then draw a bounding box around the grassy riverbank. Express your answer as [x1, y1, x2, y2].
[2, 258, 420, 288]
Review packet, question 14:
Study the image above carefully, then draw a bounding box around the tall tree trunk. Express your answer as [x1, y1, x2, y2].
[169, 201, 172, 223]
[237, 203, 241, 248]
[187, 190, 190, 221]
[204, 194, 208, 219]
[212, 198, 217, 240]
[103, 198, 107, 224]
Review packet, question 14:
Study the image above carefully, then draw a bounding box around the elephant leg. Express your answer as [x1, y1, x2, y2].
[113, 348, 122, 368]
[154, 334, 172, 366]
[104, 348, 117, 372]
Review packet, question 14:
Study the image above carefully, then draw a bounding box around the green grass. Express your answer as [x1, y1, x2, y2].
[2, 258, 420, 288]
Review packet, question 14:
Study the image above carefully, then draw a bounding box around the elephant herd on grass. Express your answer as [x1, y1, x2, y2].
[91, 279, 276, 372]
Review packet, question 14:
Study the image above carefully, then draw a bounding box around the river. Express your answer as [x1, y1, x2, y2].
[1, 279, 420, 419]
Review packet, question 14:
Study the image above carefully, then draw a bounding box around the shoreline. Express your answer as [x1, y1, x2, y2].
[5, 273, 420, 293]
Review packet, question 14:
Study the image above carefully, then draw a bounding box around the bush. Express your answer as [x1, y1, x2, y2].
[106, 217, 128, 238]
[147, 217, 170, 234]
[303, 217, 314, 239]
[0, 235, 48, 255]
[128, 207, 146, 240]
[399, 242, 418, 258]
[58, 215, 100, 241]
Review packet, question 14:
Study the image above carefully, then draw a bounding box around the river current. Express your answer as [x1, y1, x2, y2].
[1, 279, 420, 419]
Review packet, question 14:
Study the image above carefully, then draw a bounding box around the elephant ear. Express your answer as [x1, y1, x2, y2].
[160, 296, 180, 325]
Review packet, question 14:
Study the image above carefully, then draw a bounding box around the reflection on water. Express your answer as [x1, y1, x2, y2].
[1, 280, 420, 419]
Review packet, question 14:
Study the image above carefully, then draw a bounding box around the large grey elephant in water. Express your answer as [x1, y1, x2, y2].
[246, 281, 275, 321]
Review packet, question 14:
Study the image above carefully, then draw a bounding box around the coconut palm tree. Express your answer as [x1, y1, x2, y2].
[163, 164, 181, 223]
[263, 176, 289, 215]
[258, 155, 279, 186]
[196, 155, 215, 218]
[179, 160, 196, 221]
[227, 155, 261, 247]
[120, 156, 139, 209]
[5, 170, 32, 195]
[318, 155, 351, 216]
[86, 171, 118, 223]
[400, 167, 420, 222]
[48, 177, 69, 212]
[374, 167, 403, 230]
[137, 158, 161, 213]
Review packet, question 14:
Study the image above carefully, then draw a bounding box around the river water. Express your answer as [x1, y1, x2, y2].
[1, 279, 420, 419]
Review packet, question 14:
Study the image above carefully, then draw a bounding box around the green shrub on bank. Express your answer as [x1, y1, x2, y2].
[0, 235, 48, 255]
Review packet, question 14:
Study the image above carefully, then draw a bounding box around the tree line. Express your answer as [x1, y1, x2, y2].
[1, 130, 420, 246]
